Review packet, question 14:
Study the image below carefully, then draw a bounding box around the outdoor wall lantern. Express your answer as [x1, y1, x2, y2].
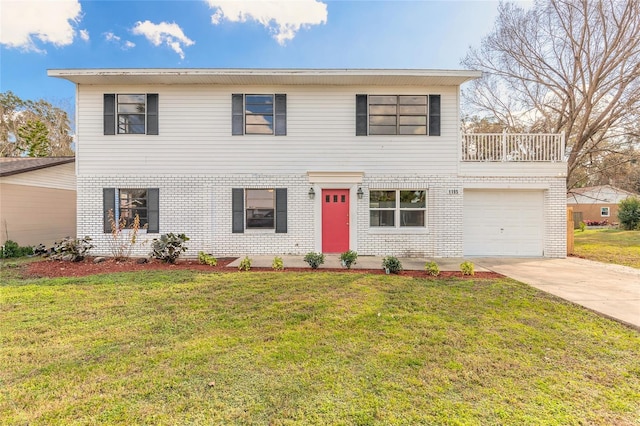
[357, 187, 364, 199]
[308, 187, 315, 199]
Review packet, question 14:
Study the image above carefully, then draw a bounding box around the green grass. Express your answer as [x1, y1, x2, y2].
[2, 270, 640, 425]
[574, 229, 640, 268]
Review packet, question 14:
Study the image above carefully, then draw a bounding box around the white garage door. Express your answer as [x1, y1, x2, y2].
[464, 190, 544, 256]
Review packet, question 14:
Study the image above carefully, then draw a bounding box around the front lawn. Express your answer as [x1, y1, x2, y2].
[573, 229, 640, 268]
[2, 270, 639, 424]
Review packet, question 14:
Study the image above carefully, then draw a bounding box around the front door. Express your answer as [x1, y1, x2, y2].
[322, 189, 349, 253]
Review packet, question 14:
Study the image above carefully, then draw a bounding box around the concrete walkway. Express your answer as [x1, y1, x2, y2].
[475, 257, 640, 330]
[228, 255, 640, 330]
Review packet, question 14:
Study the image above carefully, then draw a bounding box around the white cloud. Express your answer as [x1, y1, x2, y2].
[104, 32, 135, 50]
[0, 0, 82, 52]
[207, 0, 327, 45]
[131, 20, 194, 59]
[79, 29, 89, 42]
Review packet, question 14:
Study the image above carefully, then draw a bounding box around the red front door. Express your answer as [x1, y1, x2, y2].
[322, 189, 349, 253]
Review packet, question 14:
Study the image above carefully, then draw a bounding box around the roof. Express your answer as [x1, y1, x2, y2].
[47, 68, 482, 87]
[0, 157, 75, 177]
[567, 185, 638, 204]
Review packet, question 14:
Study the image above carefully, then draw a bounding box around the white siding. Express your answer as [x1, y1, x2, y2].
[1, 163, 76, 190]
[76, 85, 460, 176]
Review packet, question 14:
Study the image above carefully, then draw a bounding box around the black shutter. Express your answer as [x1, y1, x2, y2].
[274, 94, 287, 136]
[356, 94, 368, 136]
[104, 94, 115, 135]
[147, 188, 159, 233]
[147, 94, 159, 135]
[232, 94, 244, 135]
[275, 188, 287, 233]
[429, 95, 441, 136]
[232, 188, 244, 233]
[103, 188, 115, 233]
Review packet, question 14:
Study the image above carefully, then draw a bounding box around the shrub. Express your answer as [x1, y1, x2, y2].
[106, 209, 140, 260]
[304, 252, 325, 269]
[339, 250, 358, 269]
[272, 256, 284, 271]
[150, 233, 189, 263]
[198, 251, 217, 266]
[424, 261, 440, 276]
[618, 197, 640, 230]
[49, 236, 94, 262]
[460, 260, 475, 276]
[382, 256, 402, 274]
[238, 256, 252, 271]
[0, 240, 33, 258]
[578, 221, 586, 232]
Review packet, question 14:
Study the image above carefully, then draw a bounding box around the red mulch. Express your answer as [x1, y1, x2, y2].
[24, 257, 503, 280]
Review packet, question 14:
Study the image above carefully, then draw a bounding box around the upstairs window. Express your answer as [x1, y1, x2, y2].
[369, 190, 427, 228]
[356, 94, 440, 136]
[232, 94, 287, 136]
[104, 94, 158, 135]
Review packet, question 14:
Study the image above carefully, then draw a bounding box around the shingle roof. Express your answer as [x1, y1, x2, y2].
[0, 157, 75, 177]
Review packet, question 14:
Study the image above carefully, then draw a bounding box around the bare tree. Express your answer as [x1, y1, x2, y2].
[462, 0, 640, 190]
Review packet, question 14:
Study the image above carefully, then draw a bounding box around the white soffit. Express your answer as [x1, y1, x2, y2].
[47, 68, 482, 87]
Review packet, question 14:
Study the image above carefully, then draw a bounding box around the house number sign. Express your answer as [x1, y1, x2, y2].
[448, 189, 459, 195]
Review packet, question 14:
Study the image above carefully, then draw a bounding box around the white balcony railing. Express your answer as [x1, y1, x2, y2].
[462, 133, 565, 162]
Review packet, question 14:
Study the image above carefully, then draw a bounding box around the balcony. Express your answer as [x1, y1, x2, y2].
[462, 133, 565, 162]
[460, 133, 567, 178]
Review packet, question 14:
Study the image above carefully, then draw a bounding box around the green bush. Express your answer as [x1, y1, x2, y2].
[578, 221, 586, 232]
[424, 261, 440, 276]
[460, 261, 475, 276]
[198, 251, 217, 266]
[238, 256, 252, 271]
[618, 197, 640, 230]
[304, 252, 325, 269]
[0, 240, 33, 258]
[339, 250, 358, 269]
[150, 233, 189, 263]
[382, 256, 402, 274]
[272, 256, 284, 271]
[49, 236, 93, 262]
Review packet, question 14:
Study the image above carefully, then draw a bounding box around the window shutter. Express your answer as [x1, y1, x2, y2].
[275, 188, 287, 233]
[429, 95, 441, 136]
[147, 94, 159, 135]
[147, 188, 160, 233]
[356, 94, 368, 136]
[103, 188, 115, 233]
[232, 188, 244, 233]
[232, 94, 244, 135]
[104, 94, 115, 135]
[274, 94, 287, 136]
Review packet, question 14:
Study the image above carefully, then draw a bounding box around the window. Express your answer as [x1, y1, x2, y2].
[118, 189, 148, 228]
[103, 188, 159, 233]
[356, 94, 440, 136]
[246, 189, 275, 229]
[232, 188, 287, 233]
[103, 94, 158, 135]
[369, 190, 426, 228]
[232, 94, 286, 136]
[601, 207, 610, 217]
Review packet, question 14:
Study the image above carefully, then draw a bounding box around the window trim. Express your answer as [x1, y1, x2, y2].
[245, 188, 276, 230]
[104, 93, 158, 135]
[369, 189, 428, 230]
[232, 93, 287, 136]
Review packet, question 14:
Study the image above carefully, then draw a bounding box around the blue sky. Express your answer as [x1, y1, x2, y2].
[1, 0, 503, 110]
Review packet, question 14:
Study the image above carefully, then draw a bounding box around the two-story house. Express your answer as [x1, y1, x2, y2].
[48, 68, 567, 258]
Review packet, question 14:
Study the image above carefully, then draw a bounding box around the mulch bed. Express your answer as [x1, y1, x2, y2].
[24, 257, 503, 279]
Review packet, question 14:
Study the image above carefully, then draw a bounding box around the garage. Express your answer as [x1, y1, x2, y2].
[463, 189, 544, 256]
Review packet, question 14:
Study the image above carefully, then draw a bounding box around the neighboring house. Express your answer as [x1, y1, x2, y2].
[48, 68, 567, 258]
[0, 157, 76, 247]
[567, 185, 638, 223]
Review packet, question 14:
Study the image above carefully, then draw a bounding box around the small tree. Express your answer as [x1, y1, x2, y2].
[618, 197, 640, 230]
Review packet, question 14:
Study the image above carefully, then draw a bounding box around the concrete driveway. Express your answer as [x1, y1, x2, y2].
[475, 257, 640, 330]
